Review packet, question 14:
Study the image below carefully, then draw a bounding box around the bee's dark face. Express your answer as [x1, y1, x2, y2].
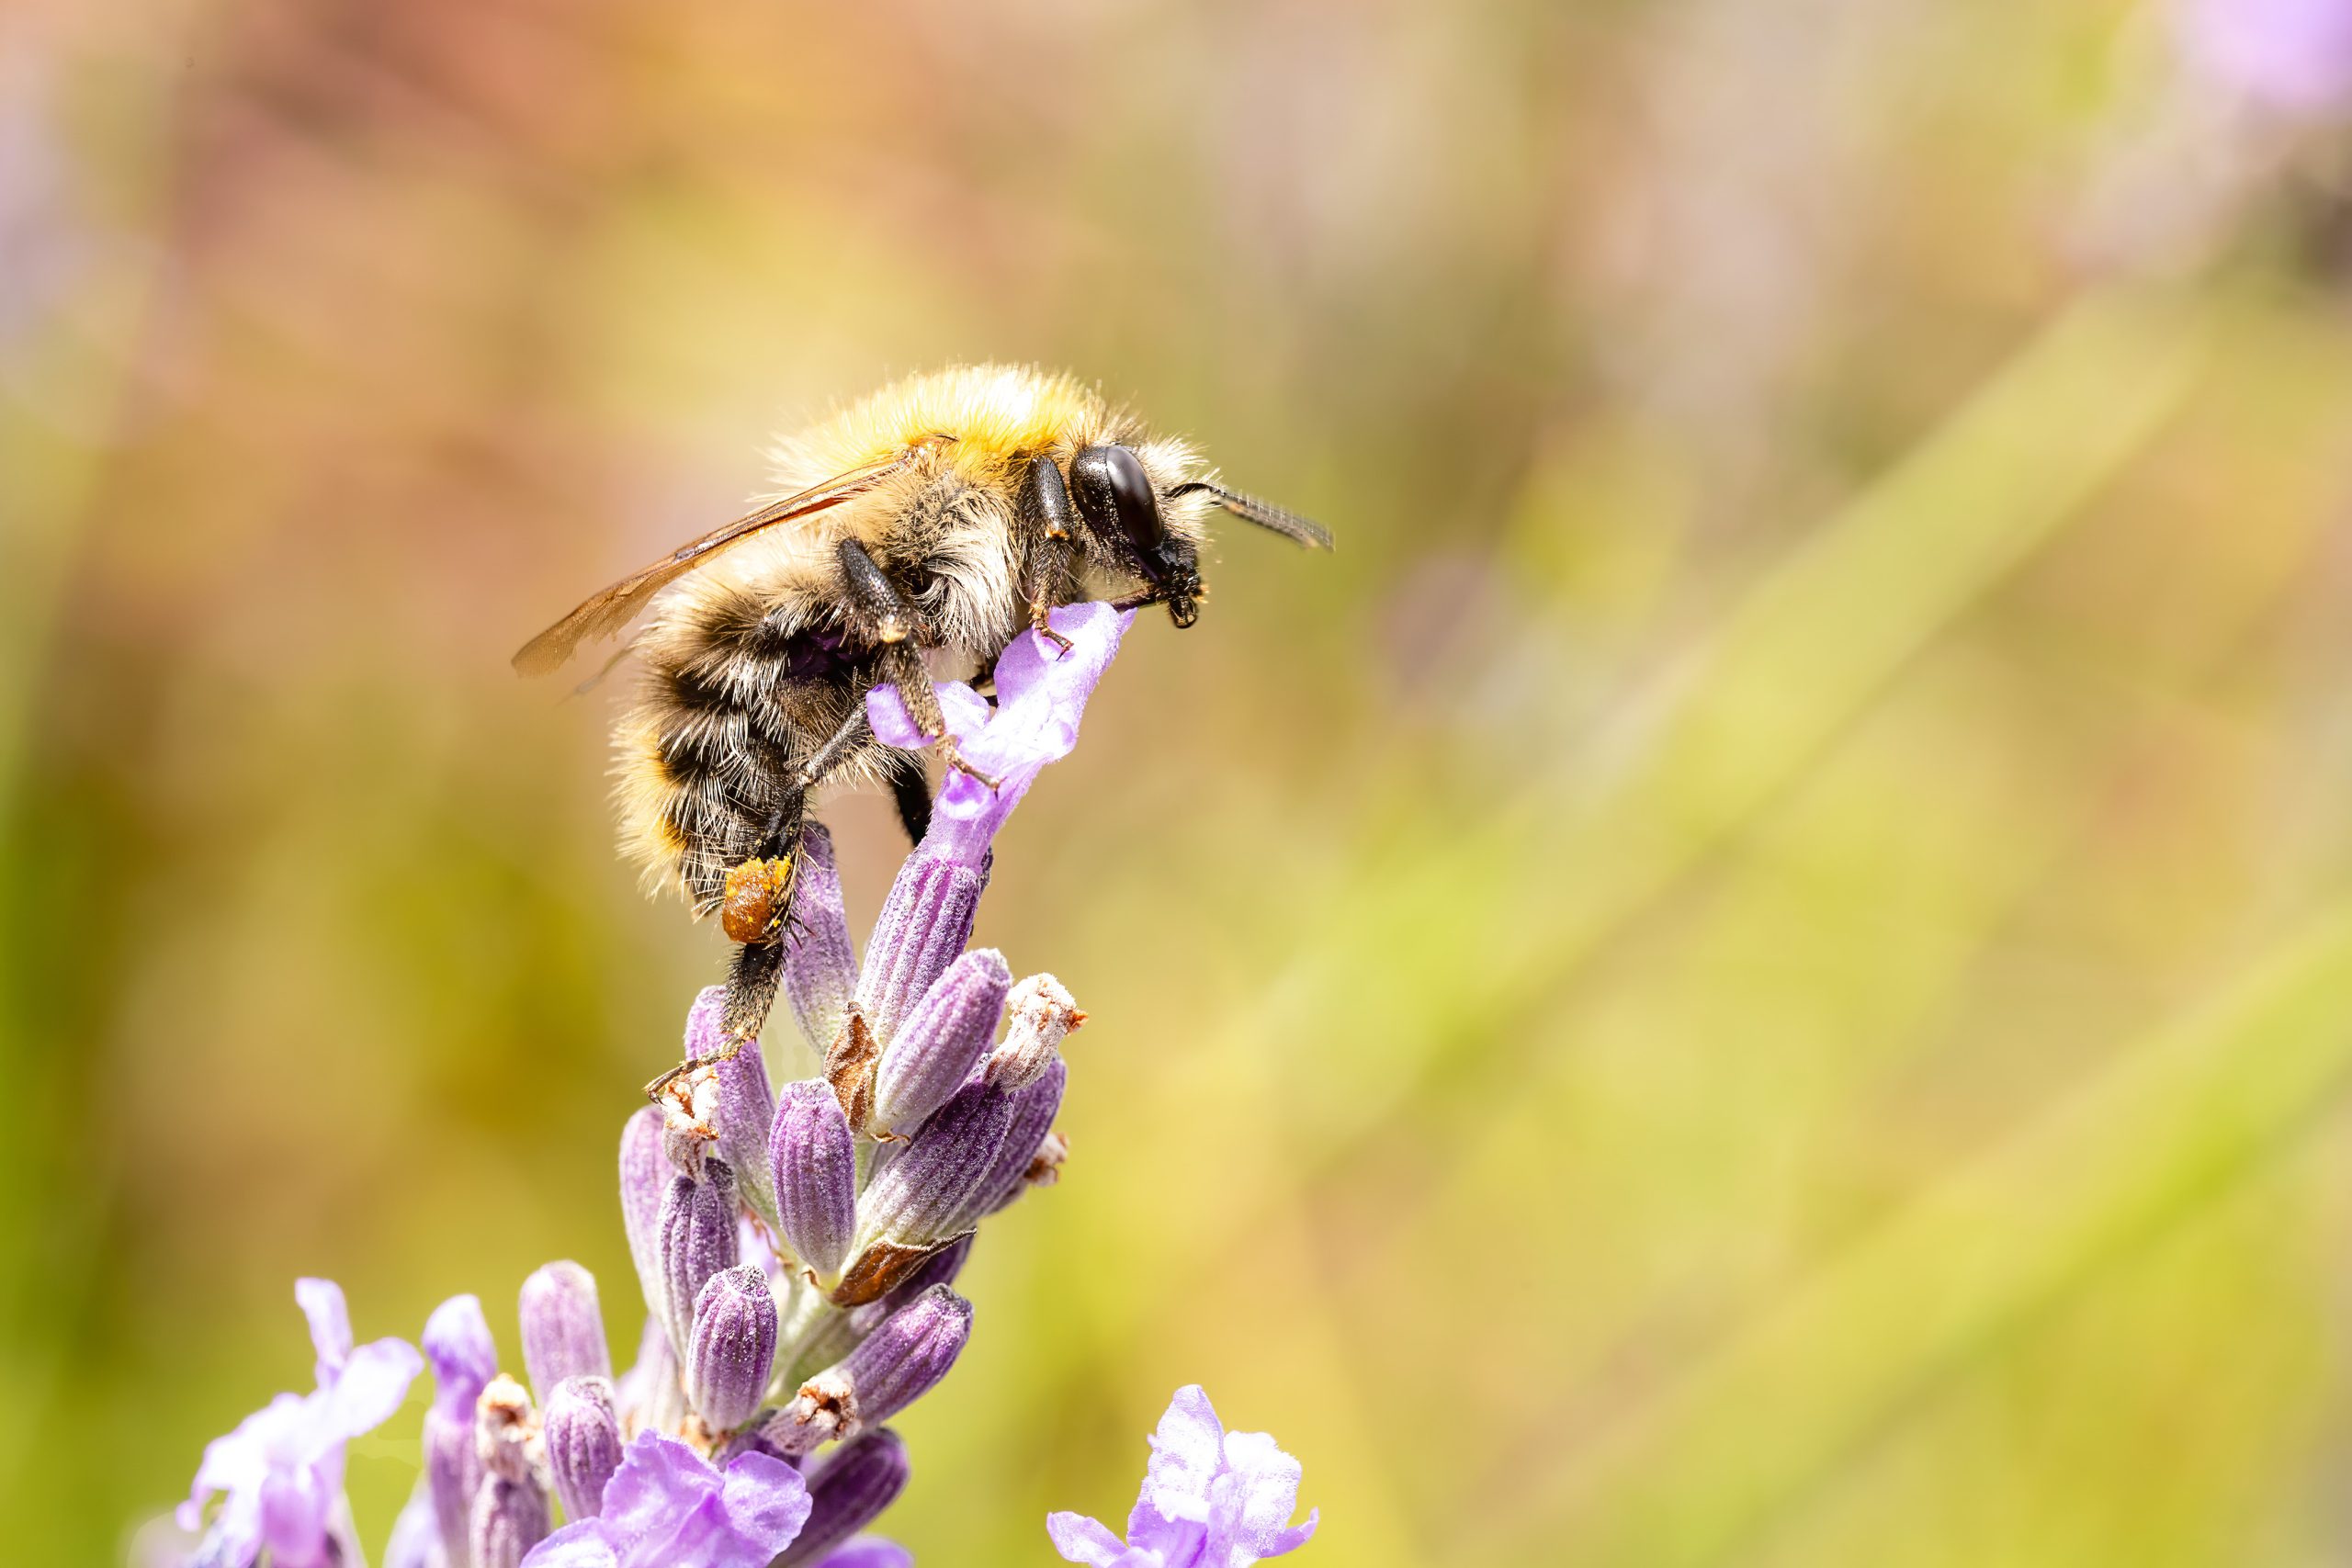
[1070, 444, 1201, 626]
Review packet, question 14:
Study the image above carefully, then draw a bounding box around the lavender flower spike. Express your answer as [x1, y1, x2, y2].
[1048, 1386, 1317, 1568]
[860, 601, 1133, 1041]
[687, 1264, 779, 1430]
[777, 1430, 910, 1566]
[618, 1106, 672, 1323]
[870, 946, 1012, 1134]
[424, 1293, 499, 1564]
[546, 1376, 625, 1522]
[520, 1261, 612, 1405]
[177, 1278, 422, 1568]
[767, 1286, 973, 1456]
[851, 1078, 1015, 1263]
[773, 1079, 859, 1284]
[521, 1430, 810, 1568]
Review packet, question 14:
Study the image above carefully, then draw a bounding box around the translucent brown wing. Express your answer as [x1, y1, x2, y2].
[512, 448, 926, 676]
[1168, 480, 1333, 550]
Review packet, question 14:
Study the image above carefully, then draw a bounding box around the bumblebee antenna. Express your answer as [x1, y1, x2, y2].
[1168, 481, 1332, 550]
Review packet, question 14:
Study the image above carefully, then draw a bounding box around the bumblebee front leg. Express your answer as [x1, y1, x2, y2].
[1021, 457, 1078, 654]
[838, 537, 1001, 789]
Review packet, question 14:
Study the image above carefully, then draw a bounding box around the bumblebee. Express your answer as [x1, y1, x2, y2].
[516, 365, 1329, 1066]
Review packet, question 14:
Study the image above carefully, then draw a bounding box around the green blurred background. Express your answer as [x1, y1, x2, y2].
[8, 0, 2352, 1562]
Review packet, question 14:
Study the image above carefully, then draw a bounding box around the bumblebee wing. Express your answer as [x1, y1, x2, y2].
[1170, 480, 1333, 550]
[513, 449, 923, 676]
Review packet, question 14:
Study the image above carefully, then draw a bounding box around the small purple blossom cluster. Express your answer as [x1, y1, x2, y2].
[157, 602, 1317, 1567]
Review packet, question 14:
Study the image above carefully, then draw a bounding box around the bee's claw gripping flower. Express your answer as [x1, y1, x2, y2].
[775, 1429, 910, 1566]
[686, 1264, 780, 1430]
[547, 1376, 626, 1522]
[519, 1262, 613, 1405]
[1047, 1386, 1317, 1568]
[521, 1430, 810, 1568]
[175, 1278, 422, 1568]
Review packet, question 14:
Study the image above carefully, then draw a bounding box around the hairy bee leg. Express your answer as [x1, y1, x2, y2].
[839, 536, 1004, 791]
[791, 703, 871, 796]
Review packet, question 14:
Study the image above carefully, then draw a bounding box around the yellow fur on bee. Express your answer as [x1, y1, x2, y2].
[764, 363, 1125, 495]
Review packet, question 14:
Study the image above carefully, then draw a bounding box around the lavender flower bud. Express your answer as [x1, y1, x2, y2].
[776, 1429, 910, 1565]
[619, 1106, 671, 1323]
[424, 1404, 481, 1565]
[469, 1475, 550, 1568]
[870, 948, 1011, 1134]
[686, 1264, 779, 1430]
[984, 973, 1084, 1089]
[956, 1057, 1068, 1232]
[544, 1375, 622, 1521]
[852, 1081, 1012, 1260]
[474, 1373, 538, 1485]
[688, 985, 782, 1228]
[772, 1080, 858, 1284]
[658, 1160, 741, 1361]
[767, 1287, 972, 1455]
[422, 1294, 496, 1562]
[517, 1262, 610, 1405]
[854, 852, 989, 1047]
[783, 823, 858, 1052]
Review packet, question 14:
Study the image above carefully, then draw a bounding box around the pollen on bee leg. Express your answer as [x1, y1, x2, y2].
[720, 855, 796, 945]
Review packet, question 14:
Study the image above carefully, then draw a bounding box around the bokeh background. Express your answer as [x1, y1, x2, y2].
[9, 0, 2352, 1562]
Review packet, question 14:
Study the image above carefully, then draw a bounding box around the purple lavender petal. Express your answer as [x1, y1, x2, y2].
[686, 1265, 779, 1431]
[618, 1107, 672, 1325]
[1202, 1430, 1317, 1562]
[657, 1162, 741, 1363]
[775, 1430, 909, 1566]
[782, 823, 858, 1054]
[519, 1262, 612, 1406]
[545, 1376, 624, 1523]
[772, 1080, 858, 1283]
[1138, 1384, 1225, 1526]
[690, 986, 782, 1229]
[870, 947, 1012, 1135]
[542, 1432, 810, 1568]
[854, 1080, 1014, 1253]
[295, 1278, 353, 1380]
[1046, 1512, 1136, 1568]
[854, 853, 989, 1049]
[866, 603, 1133, 868]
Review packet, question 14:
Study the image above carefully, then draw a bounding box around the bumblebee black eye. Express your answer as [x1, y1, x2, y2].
[1069, 445, 1167, 562]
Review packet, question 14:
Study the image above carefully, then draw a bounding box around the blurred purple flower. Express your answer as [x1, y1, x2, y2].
[175, 1279, 423, 1568]
[521, 1431, 809, 1568]
[1047, 1386, 1317, 1568]
[2178, 0, 2352, 115]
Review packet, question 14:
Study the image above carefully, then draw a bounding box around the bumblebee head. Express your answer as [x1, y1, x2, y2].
[1069, 444, 1203, 628]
